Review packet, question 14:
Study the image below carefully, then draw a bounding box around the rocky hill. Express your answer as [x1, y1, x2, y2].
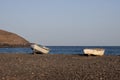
[0, 29, 30, 47]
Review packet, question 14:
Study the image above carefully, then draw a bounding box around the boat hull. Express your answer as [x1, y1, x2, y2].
[31, 44, 49, 54]
[83, 48, 105, 56]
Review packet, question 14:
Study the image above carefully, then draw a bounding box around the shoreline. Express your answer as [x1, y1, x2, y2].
[0, 54, 119, 80]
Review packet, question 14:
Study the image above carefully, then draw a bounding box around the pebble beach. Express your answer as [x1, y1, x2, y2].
[0, 54, 119, 80]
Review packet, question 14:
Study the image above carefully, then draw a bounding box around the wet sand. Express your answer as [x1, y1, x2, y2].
[0, 54, 119, 80]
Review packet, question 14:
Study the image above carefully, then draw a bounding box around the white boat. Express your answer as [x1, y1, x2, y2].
[31, 43, 50, 54]
[83, 48, 105, 56]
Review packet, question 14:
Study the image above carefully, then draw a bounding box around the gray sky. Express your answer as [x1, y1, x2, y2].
[0, 0, 120, 46]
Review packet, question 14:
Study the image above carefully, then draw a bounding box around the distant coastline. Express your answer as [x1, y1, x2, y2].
[0, 29, 30, 47]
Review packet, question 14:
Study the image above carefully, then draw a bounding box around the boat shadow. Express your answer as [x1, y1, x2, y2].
[73, 54, 99, 56]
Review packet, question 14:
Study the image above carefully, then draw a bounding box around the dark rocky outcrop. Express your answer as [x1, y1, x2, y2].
[0, 29, 30, 47]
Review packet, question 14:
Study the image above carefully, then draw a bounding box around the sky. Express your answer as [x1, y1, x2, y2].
[0, 0, 120, 46]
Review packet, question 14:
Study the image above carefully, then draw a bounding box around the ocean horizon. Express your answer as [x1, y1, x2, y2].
[48, 46, 120, 55]
[0, 46, 120, 55]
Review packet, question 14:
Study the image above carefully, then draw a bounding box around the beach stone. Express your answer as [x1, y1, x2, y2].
[0, 29, 30, 47]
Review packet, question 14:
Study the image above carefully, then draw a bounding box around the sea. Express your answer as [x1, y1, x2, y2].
[0, 46, 120, 55]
